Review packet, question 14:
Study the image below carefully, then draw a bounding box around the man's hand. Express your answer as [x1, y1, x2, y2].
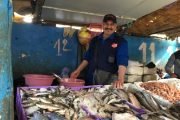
[113, 80, 124, 89]
[171, 73, 177, 78]
[70, 70, 80, 79]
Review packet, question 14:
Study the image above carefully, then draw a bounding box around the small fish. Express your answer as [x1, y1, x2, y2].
[113, 89, 129, 101]
[34, 92, 50, 96]
[112, 113, 139, 120]
[141, 91, 160, 111]
[71, 112, 78, 120]
[36, 103, 61, 111]
[135, 91, 154, 112]
[107, 98, 121, 104]
[39, 88, 48, 92]
[39, 98, 52, 104]
[128, 92, 141, 109]
[55, 109, 66, 115]
[30, 112, 49, 120]
[29, 97, 41, 101]
[46, 112, 66, 120]
[25, 106, 40, 115]
[23, 101, 37, 108]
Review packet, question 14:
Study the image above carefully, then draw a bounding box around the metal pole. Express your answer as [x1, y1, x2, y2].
[0, 0, 14, 120]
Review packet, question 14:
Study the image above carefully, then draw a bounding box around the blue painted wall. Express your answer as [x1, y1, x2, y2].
[12, 23, 79, 79]
[12, 23, 180, 80]
[125, 35, 180, 68]
[0, 0, 14, 119]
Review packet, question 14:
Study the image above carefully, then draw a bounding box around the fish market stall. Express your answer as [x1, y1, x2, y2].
[16, 85, 141, 120]
[16, 84, 180, 120]
[126, 79, 180, 119]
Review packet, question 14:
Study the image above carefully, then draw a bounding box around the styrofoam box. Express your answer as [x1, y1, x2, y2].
[125, 75, 142, 83]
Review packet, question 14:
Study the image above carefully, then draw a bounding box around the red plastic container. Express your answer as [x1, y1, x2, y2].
[60, 78, 85, 87]
[23, 74, 55, 86]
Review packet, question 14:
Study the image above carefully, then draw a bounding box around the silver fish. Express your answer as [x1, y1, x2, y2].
[128, 92, 141, 109]
[39, 98, 52, 104]
[46, 112, 66, 120]
[55, 109, 67, 115]
[25, 106, 40, 115]
[23, 101, 38, 108]
[141, 91, 160, 111]
[114, 89, 129, 101]
[36, 103, 61, 111]
[34, 92, 50, 96]
[135, 91, 154, 112]
[30, 112, 49, 120]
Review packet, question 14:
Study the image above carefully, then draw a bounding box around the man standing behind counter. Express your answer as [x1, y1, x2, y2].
[71, 14, 128, 88]
[165, 50, 180, 78]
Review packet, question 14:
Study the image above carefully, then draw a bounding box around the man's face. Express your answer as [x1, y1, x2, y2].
[103, 21, 117, 36]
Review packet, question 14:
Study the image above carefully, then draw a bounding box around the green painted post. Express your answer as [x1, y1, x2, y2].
[0, 0, 14, 120]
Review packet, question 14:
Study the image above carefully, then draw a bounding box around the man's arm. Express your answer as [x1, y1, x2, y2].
[113, 65, 127, 88]
[76, 60, 89, 72]
[113, 38, 128, 88]
[165, 54, 177, 77]
[70, 60, 88, 78]
[71, 38, 95, 78]
[118, 65, 127, 82]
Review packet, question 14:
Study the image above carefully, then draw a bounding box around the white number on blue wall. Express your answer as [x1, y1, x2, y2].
[139, 42, 156, 63]
[54, 39, 62, 56]
[54, 39, 72, 56]
[149, 42, 155, 62]
[139, 42, 147, 63]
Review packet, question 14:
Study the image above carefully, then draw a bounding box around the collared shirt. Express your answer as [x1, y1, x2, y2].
[84, 32, 128, 66]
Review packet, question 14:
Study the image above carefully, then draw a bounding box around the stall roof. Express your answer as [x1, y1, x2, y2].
[13, 0, 180, 38]
[128, 0, 180, 39]
[41, 0, 176, 25]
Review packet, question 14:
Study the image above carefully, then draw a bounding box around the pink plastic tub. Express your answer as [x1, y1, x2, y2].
[23, 74, 55, 86]
[60, 78, 85, 87]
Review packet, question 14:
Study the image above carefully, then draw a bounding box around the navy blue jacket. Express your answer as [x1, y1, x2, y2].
[83, 32, 128, 85]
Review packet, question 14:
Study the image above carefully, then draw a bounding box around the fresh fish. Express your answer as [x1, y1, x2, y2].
[25, 106, 40, 115]
[168, 102, 180, 119]
[39, 88, 48, 92]
[141, 91, 160, 111]
[36, 103, 61, 111]
[23, 101, 37, 108]
[52, 98, 69, 108]
[135, 91, 154, 112]
[22, 99, 36, 104]
[103, 95, 110, 104]
[34, 92, 50, 96]
[46, 112, 66, 120]
[19, 85, 178, 119]
[112, 113, 139, 120]
[113, 89, 129, 101]
[55, 109, 67, 115]
[71, 112, 78, 120]
[160, 110, 179, 120]
[29, 97, 41, 101]
[128, 92, 141, 109]
[103, 104, 129, 113]
[65, 109, 71, 120]
[30, 112, 49, 120]
[39, 98, 52, 104]
[52, 97, 66, 104]
[107, 98, 121, 104]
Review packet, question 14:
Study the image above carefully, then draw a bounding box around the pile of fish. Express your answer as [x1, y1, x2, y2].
[127, 83, 180, 120]
[140, 82, 180, 103]
[19, 85, 180, 120]
[19, 86, 140, 120]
